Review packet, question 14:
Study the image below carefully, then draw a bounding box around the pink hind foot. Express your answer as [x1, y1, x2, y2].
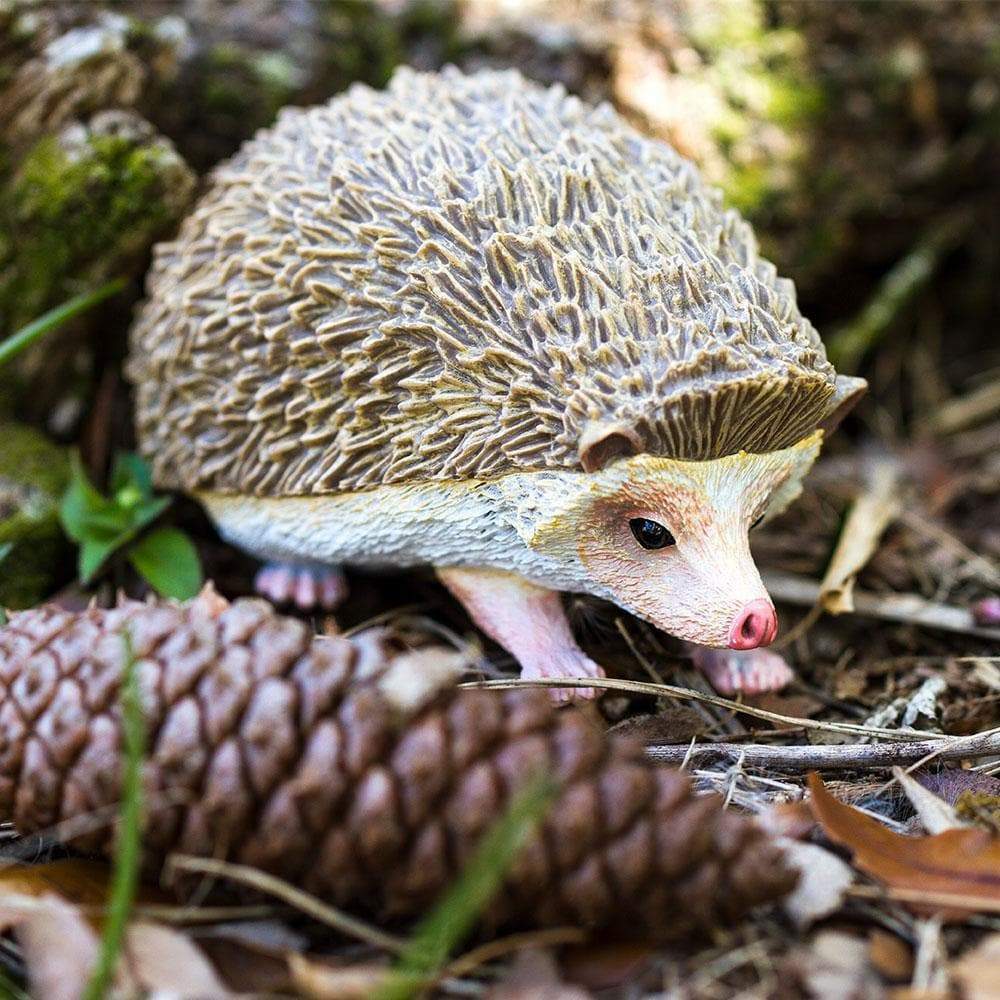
[689, 646, 795, 696]
[254, 562, 348, 612]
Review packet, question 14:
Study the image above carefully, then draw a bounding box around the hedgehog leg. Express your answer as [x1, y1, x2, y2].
[688, 645, 794, 696]
[437, 567, 605, 702]
[254, 562, 348, 612]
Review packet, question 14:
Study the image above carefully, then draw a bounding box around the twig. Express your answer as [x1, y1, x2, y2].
[442, 927, 585, 981]
[165, 854, 406, 954]
[645, 728, 1000, 770]
[461, 676, 948, 742]
[763, 570, 1000, 642]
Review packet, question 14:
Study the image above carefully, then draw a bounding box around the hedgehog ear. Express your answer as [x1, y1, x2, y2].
[578, 421, 643, 472]
[819, 375, 868, 436]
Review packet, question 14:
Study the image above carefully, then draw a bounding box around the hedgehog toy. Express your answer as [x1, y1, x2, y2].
[128, 67, 865, 697]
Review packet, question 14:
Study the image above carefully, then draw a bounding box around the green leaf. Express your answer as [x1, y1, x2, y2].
[110, 452, 154, 504]
[60, 453, 171, 582]
[79, 536, 124, 584]
[127, 527, 203, 600]
[377, 771, 556, 1000]
[60, 455, 123, 543]
[0, 278, 125, 368]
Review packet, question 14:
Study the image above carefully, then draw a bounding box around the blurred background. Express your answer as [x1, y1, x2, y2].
[0, 1, 997, 693]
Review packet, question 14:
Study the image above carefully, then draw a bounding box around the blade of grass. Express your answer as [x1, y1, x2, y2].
[0, 967, 29, 1000]
[0, 278, 125, 368]
[83, 630, 145, 1000]
[376, 770, 557, 1000]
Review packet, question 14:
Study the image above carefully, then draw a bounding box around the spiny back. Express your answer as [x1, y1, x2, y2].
[128, 65, 840, 497]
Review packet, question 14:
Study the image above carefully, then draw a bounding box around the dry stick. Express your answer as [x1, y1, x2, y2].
[165, 854, 406, 954]
[462, 676, 943, 742]
[645, 728, 1000, 771]
[762, 570, 1000, 642]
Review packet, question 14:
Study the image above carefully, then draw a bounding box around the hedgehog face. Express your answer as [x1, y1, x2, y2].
[575, 434, 822, 647]
[516, 432, 822, 648]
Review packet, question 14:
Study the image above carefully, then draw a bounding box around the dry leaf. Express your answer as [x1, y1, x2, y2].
[820, 460, 900, 615]
[757, 800, 817, 840]
[868, 929, 913, 982]
[892, 767, 965, 834]
[487, 949, 593, 1000]
[125, 921, 231, 997]
[798, 930, 883, 1000]
[198, 936, 293, 995]
[0, 869, 227, 999]
[917, 768, 1000, 804]
[0, 859, 114, 909]
[0, 892, 100, 1000]
[288, 953, 391, 1000]
[780, 839, 855, 928]
[0, 858, 168, 920]
[561, 941, 652, 991]
[951, 933, 1000, 1000]
[609, 707, 706, 743]
[808, 773, 1000, 911]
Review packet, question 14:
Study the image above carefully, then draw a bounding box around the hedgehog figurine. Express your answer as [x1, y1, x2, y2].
[128, 67, 865, 698]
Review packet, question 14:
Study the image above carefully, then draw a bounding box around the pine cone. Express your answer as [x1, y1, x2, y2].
[0, 593, 796, 937]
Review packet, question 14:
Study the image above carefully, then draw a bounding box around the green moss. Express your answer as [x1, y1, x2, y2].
[0, 124, 191, 333]
[0, 423, 70, 608]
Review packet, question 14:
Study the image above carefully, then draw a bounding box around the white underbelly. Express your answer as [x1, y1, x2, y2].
[196, 481, 588, 593]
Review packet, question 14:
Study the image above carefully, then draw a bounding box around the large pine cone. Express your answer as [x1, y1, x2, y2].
[0, 593, 795, 937]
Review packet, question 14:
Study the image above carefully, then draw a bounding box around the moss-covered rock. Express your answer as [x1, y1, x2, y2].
[0, 423, 69, 608]
[0, 109, 194, 334]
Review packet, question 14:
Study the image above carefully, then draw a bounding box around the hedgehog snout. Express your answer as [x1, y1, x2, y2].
[727, 598, 778, 650]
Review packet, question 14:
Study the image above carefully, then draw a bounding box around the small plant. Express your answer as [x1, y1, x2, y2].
[59, 452, 202, 600]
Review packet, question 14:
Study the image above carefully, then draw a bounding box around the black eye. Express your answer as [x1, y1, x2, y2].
[751, 515, 765, 530]
[629, 518, 676, 550]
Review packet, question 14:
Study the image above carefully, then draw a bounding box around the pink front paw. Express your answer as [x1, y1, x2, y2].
[521, 649, 606, 704]
[254, 563, 348, 612]
[690, 646, 794, 696]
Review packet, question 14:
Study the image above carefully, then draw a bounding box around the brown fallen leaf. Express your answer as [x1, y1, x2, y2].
[868, 929, 913, 983]
[561, 941, 652, 991]
[808, 773, 1000, 912]
[0, 858, 169, 920]
[0, 859, 114, 909]
[819, 459, 900, 615]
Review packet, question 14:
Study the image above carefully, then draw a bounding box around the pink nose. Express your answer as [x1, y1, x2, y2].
[728, 599, 778, 650]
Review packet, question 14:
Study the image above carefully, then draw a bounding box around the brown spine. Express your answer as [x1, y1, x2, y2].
[0, 595, 795, 937]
